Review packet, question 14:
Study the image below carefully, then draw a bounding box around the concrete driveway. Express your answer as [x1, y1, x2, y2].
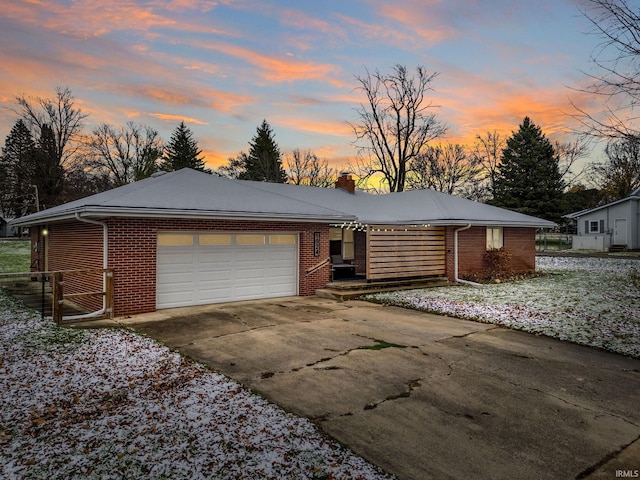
[117, 296, 640, 480]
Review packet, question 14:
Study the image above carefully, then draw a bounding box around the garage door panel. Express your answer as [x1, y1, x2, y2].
[157, 271, 193, 284]
[198, 288, 233, 303]
[198, 276, 234, 289]
[196, 262, 234, 279]
[268, 248, 295, 259]
[267, 284, 295, 296]
[198, 250, 234, 262]
[269, 263, 295, 274]
[157, 232, 297, 309]
[157, 251, 194, 264]
[235, 285, 266, 298]
[235, 268, 265, 280]
[156, 290, 194, 305]
[235, 252, 265, 264]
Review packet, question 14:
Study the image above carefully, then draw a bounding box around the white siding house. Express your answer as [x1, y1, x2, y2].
[565, 186, 640, 251]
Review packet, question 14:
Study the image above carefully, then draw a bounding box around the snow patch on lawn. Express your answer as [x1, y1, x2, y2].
[0, 293, 392, 479]
[367, 256, 640, 358]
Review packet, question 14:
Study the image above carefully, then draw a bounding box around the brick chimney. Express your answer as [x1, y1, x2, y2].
[335, 172, 355, 193]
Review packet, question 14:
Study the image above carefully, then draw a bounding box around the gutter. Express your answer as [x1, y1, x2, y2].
[454, 224, 481, 287]
[67, 212, 109, 320]
[10, 207, 356, 227]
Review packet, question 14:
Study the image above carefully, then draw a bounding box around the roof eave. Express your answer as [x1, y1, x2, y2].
[10, 206, 356, 226]
[565, 195, 640, 218]
[357, 219, 555, 228]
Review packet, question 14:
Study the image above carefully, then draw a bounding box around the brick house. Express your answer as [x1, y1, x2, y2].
[11, 169, 553, 316]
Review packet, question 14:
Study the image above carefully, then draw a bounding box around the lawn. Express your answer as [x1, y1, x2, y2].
[0, 239, 30, 273]
[367, 255, 640, 358]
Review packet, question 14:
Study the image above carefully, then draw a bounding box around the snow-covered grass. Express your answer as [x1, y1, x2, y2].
[367, 256, 640, 358]
[0, 240, 30, 274]
[0, 292, 392, 479]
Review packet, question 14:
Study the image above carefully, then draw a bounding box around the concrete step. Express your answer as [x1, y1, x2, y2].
[316, 277, 450, 301]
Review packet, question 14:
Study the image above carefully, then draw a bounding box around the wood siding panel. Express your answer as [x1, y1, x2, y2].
[367, 226, 445, 280]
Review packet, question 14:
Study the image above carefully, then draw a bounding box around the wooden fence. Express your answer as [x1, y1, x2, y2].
[366, 226, 446, 280]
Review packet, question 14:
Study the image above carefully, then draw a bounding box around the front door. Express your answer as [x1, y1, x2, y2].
[613, 219, 627, 245]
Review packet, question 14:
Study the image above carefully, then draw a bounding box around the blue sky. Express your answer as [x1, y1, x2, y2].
[0, 0, 603, 171]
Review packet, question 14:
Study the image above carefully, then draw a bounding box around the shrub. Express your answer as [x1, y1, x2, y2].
[483, 248, 513, 280]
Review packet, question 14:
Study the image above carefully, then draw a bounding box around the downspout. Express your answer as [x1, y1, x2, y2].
[70, 212, 109, 318]
[454, 224, 481, 287]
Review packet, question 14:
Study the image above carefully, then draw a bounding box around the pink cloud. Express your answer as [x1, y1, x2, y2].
[147, 113, 209, 125]
[199, 41, 342, 84]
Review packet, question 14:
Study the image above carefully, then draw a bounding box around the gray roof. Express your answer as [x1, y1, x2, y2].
[246, 180, 555, 227]
[12, 168, 554, 228]
[564, 186, 640, 219]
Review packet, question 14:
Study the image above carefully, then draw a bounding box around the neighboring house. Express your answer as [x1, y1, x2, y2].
[0, 214, 18, 237]
[565, 186, 640, 251]
[11, 169, 553, 316]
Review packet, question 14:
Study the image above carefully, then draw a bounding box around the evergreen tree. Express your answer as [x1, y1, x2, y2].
[34, 124, 66, 209]
[0, 120, 37, 217]
[161, 121, 208, 172]
[492, 117, 564, 222]
[239, 120, 287, 182]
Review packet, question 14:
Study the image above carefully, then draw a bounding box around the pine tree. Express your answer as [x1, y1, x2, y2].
[161, 121, 207, 172]
[492, 117, 564, 222]
[239, 120, 287, 183]
[34, 124, 66, 209]
[0, 120, 37, 217]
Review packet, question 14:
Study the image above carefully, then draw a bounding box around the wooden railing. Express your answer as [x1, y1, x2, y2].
[51, 268, 114, 324]
[305, 257, 331, 275]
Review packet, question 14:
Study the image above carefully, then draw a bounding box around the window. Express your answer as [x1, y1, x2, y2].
[329, 227, 343, 241]
[342, 228, 355, 260]
[157, 233, 194, 246]
[588, 221, 603, 233]
[236, 234, 265, 245]
[486, 227, 503, 250]
[269, 234, 296, 245]
[329, 227, 354, 259]
[199, 234, 232, 245]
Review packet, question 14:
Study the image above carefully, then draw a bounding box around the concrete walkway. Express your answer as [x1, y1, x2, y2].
[109, 297, 640, 480]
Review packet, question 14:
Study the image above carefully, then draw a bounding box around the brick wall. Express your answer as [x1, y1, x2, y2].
[106, 218, 330, 316]
[444, 226, 536, 281]
[44, 222, 104, 312]
[504, 227, 536, 271]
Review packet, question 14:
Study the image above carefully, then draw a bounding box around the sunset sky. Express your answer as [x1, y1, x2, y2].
[0, 0, 605, 172]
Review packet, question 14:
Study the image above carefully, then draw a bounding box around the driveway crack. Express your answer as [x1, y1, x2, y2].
[506, 380, 640, 429]
[576, 433, 640, 479]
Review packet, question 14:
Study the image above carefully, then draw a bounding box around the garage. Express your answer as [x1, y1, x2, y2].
[156, 232, 298, 309]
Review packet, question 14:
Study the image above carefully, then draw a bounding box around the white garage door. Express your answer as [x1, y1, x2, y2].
[157, 232, 298, 309]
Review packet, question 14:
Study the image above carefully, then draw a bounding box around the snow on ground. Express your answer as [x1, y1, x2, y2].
[367, 256, 640, 359]
[0, 293, 393, 480]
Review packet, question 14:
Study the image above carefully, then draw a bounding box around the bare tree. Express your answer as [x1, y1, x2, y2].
[471, 130, 506, 201]
[553, 138, 591, 187]
[84, 122, 163, 186]
[14, 87, 88, 168]
[218, 153, 246, 179]
[350, 65, 447, 192]
[407, 143, 482, 197]
[286, 149, 335, 187]
[590, 136, 640, 200]
[573, 0, 640, 139]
